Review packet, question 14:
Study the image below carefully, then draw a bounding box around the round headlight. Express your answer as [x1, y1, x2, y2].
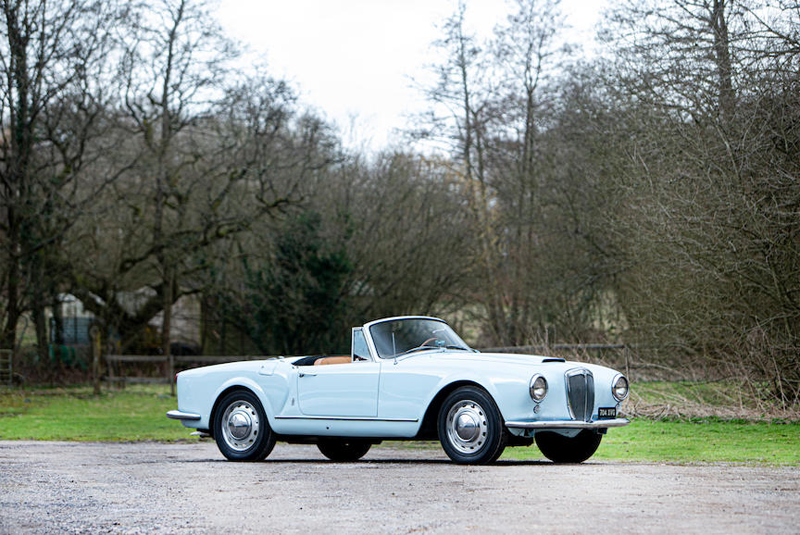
[612, 374, 629, 401]
[529, 374, 548, 403]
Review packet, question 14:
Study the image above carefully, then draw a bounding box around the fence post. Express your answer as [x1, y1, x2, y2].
[168, 351, 174, 396]
[0, 349, 11, 386]
[624, 344, 631, 380]
[90, 325, 101, 395]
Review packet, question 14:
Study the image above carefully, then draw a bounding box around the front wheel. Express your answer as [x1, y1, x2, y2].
[213, 390, 276, 461]
[438, 386, 506, 464]
[317, 439, 372, 461]
[535, 429, 602, 463]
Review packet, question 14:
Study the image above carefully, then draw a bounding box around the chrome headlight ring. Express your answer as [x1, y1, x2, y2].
[612, 374, 629, 401]
[529, 374, 548, 403]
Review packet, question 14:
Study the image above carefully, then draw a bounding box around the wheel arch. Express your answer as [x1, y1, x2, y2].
[417, 380, 492, 440]
[209, 383, 268, 438]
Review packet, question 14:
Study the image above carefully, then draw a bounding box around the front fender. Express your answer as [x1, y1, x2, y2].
[421, 372, 506, 418]
[378, 358, 527, 429]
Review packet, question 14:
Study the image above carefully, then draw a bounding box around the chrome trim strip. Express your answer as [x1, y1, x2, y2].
[274, 415, 419, 422]
[166, 410, 201, 421]
[505, 418, 630, 430]
[362, 315, 442, 330]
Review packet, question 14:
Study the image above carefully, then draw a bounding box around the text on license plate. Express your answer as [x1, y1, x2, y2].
[598, 407, 616, 419]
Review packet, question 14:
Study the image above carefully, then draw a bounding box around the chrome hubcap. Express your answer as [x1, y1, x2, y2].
[456, 413, 480, 441]
[221, 400, 260, 452]
[446, 400, 488, 454]
[228, 412, 252, 440]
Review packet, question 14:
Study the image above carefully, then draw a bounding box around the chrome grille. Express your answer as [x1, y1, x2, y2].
[565, 369, 595, 422]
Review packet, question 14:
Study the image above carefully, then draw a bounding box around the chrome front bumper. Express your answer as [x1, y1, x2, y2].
[166, 410, 201, 421]
[505, 418, 630, 430]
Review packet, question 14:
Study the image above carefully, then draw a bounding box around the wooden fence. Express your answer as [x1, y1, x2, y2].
[104, 344, 633, 386]
[479, 343, 627, 353]
[104, 354, 266, 386]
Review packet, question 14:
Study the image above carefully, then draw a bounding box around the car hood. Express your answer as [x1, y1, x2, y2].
[402, 350, 564, 367]
[468, 352, 565, 366]
[413, 350, 623, 381]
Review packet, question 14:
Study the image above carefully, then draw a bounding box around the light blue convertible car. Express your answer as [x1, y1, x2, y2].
[167, 316, 630, 464]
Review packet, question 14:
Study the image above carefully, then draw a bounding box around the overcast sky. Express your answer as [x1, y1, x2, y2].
[216, 0, 608, 150]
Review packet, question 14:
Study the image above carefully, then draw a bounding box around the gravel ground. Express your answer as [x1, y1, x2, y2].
[1, 440, 799, 534]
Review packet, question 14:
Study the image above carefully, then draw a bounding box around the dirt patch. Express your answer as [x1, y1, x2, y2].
[1, 440, 798, 534]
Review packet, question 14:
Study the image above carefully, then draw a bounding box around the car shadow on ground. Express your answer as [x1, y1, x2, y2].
[174, 457, 555, 466]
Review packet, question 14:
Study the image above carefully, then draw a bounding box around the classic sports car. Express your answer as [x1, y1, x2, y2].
[167, 316, 630, 464]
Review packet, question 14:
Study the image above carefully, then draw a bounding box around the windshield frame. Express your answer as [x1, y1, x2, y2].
[364, 316, 473, 359]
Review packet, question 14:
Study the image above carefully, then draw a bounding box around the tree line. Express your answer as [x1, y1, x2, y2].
[0, 0, 797, 405]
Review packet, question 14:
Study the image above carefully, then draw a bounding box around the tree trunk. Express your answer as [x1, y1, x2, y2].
[52, 294, 65, 346]
[1, 245, 19, 351]
[162, 266, 174, 395]
[711, 0, 735, 121]
[32, 294, 49, 367]
[31, 257, 51, 367]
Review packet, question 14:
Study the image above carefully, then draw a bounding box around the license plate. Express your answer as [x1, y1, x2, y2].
[598, 407, 616, 419]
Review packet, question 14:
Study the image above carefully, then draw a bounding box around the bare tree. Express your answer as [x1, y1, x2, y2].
[601, 0, 800, 402]
[211, 150, 474, 355]
[602, 0, 743, 122]
[0, 0, 117, 362]
[415, 0, 574, 346]
[486, 0, 569, 343]
[118, 0, 235, 385]
[413, 1, 511, 344]
[67, 63, 338, 361]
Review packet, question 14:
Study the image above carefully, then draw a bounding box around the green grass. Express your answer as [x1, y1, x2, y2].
[1, 383, 799, 465]
[0, 384, 188, 441]
[502, 418, 800, 465]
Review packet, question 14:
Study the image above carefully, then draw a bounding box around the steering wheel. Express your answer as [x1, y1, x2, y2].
[419, 337, 439, 347]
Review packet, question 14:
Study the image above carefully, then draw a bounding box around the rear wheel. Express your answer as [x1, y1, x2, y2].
[437, 386, 505, 464]
[535, 429, 602, 463]
[317, 439, 372, 461]
[213, 390, 276, 461]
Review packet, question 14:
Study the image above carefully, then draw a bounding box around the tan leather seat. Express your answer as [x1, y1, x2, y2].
[313, 356, 352, 366]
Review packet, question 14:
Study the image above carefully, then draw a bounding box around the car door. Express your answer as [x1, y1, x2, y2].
[296, 361, 380, 417]
[296, 329, 380, 417]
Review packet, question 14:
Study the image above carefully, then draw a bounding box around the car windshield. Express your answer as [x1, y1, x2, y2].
[369, 318, 472, 359]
